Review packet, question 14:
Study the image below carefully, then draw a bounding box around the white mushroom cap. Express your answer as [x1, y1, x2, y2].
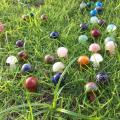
[6, 56, 18, 65]
[78, 35, 88, 43]
[107, 24, 117, 32]
[90, 53, 103, 63]
[53, 62, 65, 73]
[104, 37, 115, 44]
[90, 16, 99, 24]
[57, 47, 68, 58]
[80, 1, 87, 9]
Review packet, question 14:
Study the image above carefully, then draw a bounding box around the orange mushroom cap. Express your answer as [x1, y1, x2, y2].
[77, 56, 89, 65]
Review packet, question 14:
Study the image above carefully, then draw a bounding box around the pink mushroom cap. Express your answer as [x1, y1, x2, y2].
[57, 47, 68, 58]
[0, 22, 4, 32]
[89, 43, 101, 53]
[105, 41, 117, 55]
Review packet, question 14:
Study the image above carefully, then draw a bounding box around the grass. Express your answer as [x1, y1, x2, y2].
[0, 0, 120, 119]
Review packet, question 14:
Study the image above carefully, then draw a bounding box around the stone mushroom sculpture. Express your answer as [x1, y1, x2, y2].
[105, 41, 117, 55]
[89, 43, 101, 53]
[6, 56, 18, 69]
[44, 54, 55, 64]
[24, 76, 38, 92]
[41, 14, 48, 21]
[90, 53, 103, 68]
[80, 1, 87, 10]
[96, 72, 109, 84]
[85, 82, 98, 93]
[80, 23, 88, 30]
[52, 73, 65, 86]
[53, 62, 65, 73]
[104, 37, 115, 44]
[78, 35, 88, 44]
[85, 82, 98, 102]
[77, 55, 89, 68]
[18, 51, 28, 61]
[21, 63, 32, 73]
[90, 16, 99, 24]
[98, 19, 106, 26]
[107, 24, 117, 33]
[16, 40, 24, 48]
[57, 47, 68, 58]
[91, 29, 100, 38]
[50, 32, 59, 39]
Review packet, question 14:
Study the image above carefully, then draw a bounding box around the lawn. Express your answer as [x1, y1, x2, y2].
[0, 0, 120, 120]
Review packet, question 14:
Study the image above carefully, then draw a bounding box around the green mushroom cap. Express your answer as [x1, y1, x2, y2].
[85, 82, 98, 93]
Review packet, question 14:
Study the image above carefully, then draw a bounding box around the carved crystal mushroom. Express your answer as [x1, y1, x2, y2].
[78, 35, 88, 44]
[91, 29, 100, 38]
[85, 82, 98, 93]
[57, 47, 68, 58]
[22, 14, 29, 21]
[50, 32, 59, 39]
[80, 23, 88, 30]
[105, 41, 117, 55]
[107, 24, 117, 33]
[44, 54, 55, 64]
[53, 62, 65, 73]
[89, 43, 101, 53]
[24, 76, 38, 92]
[90, 53, 103, 68]
[98, 19, 106, 26]
[18, 51, 28, 61]
[21, 63, 32, 73]
[90, 16, 99, 24]
[85, 82, 98, 102]
[104, 37, 115, 44]
[41, 14, 48, 21]
[80, 1, 87, 10]
[52, 73, 65, 86]
[77, 56, 89, 66]
[6, 56, 18, 69]
[96, 72, 109, 84]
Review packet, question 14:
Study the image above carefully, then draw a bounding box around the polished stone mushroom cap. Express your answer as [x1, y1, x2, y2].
[85, 82, 98, 93]
[80, 1, 87, 9]
[57, 47, 68, 58]
[107, 24, 117, 32]
[6, 56, 18, 65]
[104, 37, 115, 44]
[105, 41, 117, 54]
[78, 35, 88, 43]
[53, 62, 65, 73]
[90, 16, 99, 24]
[89, 43, 101, 53]
[90, 53, 103, 63]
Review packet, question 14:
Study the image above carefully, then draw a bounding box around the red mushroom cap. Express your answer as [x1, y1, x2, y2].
[24, 77, 38, 92]
[91, 29, 100, 38]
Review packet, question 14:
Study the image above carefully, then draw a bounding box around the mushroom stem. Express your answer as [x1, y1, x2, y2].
[10, 64, 16, 70]
[109, 50, 115, 55]
[93, 62, 100, 68]
[88, 92, 96, 102]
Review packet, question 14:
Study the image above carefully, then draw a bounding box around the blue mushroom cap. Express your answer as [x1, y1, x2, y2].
[96, 2, 103, 7]
[22, 63, 32, 72]
[52, 73, 65, 85]
[50, 32, 59, 39]
[90, 9, 97, 16]
[96, 72, 108, 84]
